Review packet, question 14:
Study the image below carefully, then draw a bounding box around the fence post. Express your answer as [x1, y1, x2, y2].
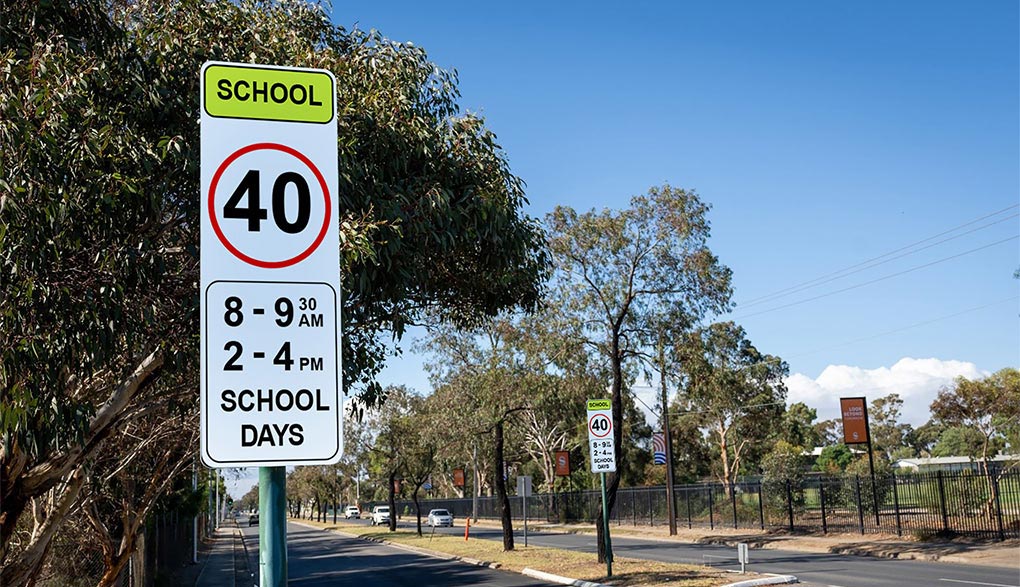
[731, 484, 738, 529]
[785, 479, 794, 532]
[855, 475, 865, 535]
[708, 486, 714, 530]
[757, 481, 764, 530]
[937, 471, 949, 534]
[648, 489, 654, 526]
[685, 488, 692, 529]
[632, 490, 637, 526]
[992, 472, 1005, 541]
[892, 472, 902, 537]
[819, 478, 827, 535]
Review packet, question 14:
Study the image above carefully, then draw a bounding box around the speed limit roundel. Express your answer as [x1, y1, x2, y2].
[207, 142, 331, 269]
[588, 413, 612, 438]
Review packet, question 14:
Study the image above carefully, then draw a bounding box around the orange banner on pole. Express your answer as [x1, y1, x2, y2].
[840, 397, 870, 444]
[453, 468, 465, 487]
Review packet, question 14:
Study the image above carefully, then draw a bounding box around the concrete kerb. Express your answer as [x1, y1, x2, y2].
[720, 574, 799, 587]
[521, 567, 610, 587]
[473, 520, 1014, 568]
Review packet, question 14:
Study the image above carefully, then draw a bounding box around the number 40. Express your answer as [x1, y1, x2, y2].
[224, 169, 310, 234]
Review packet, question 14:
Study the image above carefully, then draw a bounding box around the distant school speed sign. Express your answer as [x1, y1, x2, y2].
[200, 62, 342, 467]
[587, 399, 617, 473]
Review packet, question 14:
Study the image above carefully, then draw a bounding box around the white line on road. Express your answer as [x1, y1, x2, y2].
[939, 579, 1020, 587]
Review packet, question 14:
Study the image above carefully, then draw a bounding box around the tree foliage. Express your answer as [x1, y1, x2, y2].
[815, 444, 854, 474]
[931, 368, 1020, 476]
[869, 394, 913, 460]
[676, 321, 788, 491]
[1, 0, 547, 580]
[544, 184, 732, 561]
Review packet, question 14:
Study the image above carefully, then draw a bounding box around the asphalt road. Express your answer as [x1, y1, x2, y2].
[342, 517, 1020, 587]
[237, 522, 556, 586]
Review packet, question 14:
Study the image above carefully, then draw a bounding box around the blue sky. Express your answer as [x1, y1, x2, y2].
[336, 1, 1018, 424]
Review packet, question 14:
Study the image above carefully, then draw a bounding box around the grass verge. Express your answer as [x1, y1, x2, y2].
[290, 517, 739, 586]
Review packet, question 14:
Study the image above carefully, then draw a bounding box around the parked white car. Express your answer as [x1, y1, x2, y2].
[344, 505, 361, 519]
[427, 508, 453, 527]
[370, 505, 391, 526]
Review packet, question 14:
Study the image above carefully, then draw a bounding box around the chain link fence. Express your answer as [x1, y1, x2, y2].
[34, 511, 207, 587]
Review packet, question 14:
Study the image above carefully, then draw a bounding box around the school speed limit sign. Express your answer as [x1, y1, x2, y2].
[200, 62, 342, 467]
[587, 399, 617, 473]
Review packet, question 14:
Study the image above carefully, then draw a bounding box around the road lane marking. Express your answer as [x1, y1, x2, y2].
[939, 579, 1019, 587]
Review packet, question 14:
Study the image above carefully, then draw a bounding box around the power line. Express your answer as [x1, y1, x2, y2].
[738, 204, 1019, 307]
[668, 400, 787, 418]
[738, 213, 1018, 309]
[783, 295, 1018, 359]
[733, 235, 1018, 320]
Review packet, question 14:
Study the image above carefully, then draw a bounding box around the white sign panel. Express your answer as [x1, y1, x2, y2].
[200, 62, 342, 467]
[586, 399, 617, 473]
[516, 475, 533, 497]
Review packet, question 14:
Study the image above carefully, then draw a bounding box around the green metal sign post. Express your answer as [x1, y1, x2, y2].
[600, 472, 613, 577]
[260, 467, 287, 586]
[588, 399, 616, 579]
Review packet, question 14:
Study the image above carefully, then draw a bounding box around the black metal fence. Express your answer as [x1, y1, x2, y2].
[391, 469, 1020, 540]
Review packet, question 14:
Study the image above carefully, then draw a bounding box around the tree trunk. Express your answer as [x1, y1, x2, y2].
[494, 420, 514, 551]
[387, 471, 397, 532]
[1, 470, 84, 587]
[597, 332, 624, 564]
[96, 532, 138, 587]
[412, 488, 422, 536]
[717, 423, 733, 498]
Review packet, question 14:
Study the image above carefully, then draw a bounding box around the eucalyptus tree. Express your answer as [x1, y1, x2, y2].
[366, 385, 417, 532]
[423, 318, 551, 551]
[544, 185, 732, 561]
[391, 393, 442, 536]
[932, 368, 1020, 515]
[675, 321, 788, 493]
[1, 0, 546, 579]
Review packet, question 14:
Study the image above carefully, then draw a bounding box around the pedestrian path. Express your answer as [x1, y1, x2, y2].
[195, 526, 239, 587]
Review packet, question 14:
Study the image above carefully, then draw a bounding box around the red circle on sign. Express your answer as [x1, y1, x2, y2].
[588, 413, 612, 438]
[208, 142, 331, 269]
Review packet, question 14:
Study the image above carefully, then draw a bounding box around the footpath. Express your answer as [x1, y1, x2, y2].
[194, 523, 256, 587]
[467, 519, 1020, 569]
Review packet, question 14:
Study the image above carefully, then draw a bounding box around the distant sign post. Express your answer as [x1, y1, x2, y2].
[517, 476, 533, 546]
[840, 397, 879, 526]
[587, 399, 615, 577]
[201, 61, 340, 587]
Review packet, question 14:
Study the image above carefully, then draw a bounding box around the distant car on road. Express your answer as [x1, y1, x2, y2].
[344, 505, 360, 519]
[370, 505, 390, 526]
[248, 512, 259, 526]
[426, 509, 453, 528]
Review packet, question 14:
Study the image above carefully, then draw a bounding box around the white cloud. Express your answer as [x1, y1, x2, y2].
[785, 357, 988, 426]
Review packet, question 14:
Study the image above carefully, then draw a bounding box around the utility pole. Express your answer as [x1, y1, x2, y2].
[659, 337, 678, 536]
[208, 469, 214, 532]
[472, 441, 479, 522]
[215, 471, 220, 530]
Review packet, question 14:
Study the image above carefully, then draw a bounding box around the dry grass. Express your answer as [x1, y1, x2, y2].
[291, 518, 738, 586]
